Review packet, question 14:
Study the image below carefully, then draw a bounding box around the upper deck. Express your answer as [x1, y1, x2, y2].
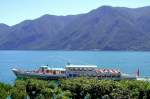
[65, 64, 97, 68]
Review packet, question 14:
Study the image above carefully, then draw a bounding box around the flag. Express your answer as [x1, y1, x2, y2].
[136, 68, 140, 77]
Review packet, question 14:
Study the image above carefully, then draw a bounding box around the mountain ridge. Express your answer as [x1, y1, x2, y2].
[1, 6, 150, 50]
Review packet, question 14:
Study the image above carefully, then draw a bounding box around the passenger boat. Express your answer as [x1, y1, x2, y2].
[12, 64, 137, 80]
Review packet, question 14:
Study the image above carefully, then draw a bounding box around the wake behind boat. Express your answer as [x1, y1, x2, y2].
[12, 64, 137, 80]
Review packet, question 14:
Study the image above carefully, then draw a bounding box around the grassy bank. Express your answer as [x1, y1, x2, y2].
[1, 77, 150, 99]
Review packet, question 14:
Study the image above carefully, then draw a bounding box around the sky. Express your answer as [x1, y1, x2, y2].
[0, 0, 150, 26]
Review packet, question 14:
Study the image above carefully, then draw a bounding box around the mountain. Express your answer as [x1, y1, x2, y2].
[1, 6, 150, 50]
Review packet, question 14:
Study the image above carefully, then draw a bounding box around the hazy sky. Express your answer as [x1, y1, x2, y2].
[0, 0, 150, 26]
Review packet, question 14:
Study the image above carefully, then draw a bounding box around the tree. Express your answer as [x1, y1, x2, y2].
[26, 79, 49, 99]
[61, 77, 89, 99]
[0, 82, 12, 99]
[10, 80, 27, 99]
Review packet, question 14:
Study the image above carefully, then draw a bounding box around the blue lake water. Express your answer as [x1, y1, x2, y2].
[0, 50, 150, 84]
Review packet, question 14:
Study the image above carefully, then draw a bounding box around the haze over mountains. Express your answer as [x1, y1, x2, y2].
[1, 6, 150, 50]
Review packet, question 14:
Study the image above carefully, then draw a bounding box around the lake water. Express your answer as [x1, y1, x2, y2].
[0, 50, 150, 84]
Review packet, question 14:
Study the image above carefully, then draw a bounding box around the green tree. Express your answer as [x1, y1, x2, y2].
[0, 82, 12, 99]
[26, 79, 49, 99]
[10, 80, 27, 99]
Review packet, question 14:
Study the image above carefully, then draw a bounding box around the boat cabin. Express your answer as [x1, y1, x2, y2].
[95, 69, 121, 79]
[36, 66, 66, 74]
[65, 65, 97, 77]
[65, 64, 121, 79]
